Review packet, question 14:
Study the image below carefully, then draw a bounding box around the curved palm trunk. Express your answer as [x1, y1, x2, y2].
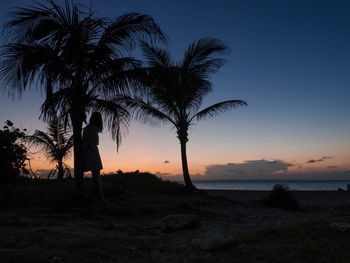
[71, 115, 85, 198]
[178, 126, 197, 191]
[180, 140, 196, 190]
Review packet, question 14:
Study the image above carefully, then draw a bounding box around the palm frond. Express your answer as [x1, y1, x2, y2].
[116, 95, 177, 127]
[90, 98, 131, 150]
[25, 129, 56, 161]
[96, 13, 167, 57]
[60, 134, 73, 160]
[4, 0, 78, 43]
[191, 100, 247, 122]
[0, 43, 46, 94]
[0, 42, 72, 96]
[40, 88, 75, 124]
[141, 42, 173, 67]
[182, 38, 229, 71]
[5, 5, 58, 42]
[25, 117, 73, 163]
[89, 57, 142, 96]
[189, 58, 226, 77]
[182, 78, 212, 113]
[140, 66, 182, 119]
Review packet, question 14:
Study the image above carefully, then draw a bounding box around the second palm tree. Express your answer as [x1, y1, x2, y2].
[123, 38, 247, 190]
[26, 119, 73, 180]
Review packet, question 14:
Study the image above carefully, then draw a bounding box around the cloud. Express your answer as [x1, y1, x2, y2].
[307, 156, 333, 164]
[307, 160, 316, 163]
[203, 159, 293, 180]
[164, 160, 170, 164]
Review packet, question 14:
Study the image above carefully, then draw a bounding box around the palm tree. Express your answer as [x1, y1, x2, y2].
[120, 38, 247, 190]
[0, 0, 165, 197]
[26, 119, 73, 180]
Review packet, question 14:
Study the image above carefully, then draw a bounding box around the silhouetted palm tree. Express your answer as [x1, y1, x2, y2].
[121, 38, 247, 190]
[26, 119, 73, 180]
[0, 0, 165, 197]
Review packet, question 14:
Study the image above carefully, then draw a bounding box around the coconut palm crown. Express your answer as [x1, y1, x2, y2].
[26, 119, 73, 180]
[121, 38, 247, 190]
[0, 0, 166, 197]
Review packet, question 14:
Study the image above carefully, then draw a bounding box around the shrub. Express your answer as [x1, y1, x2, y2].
[0, 120, 29, 184]
[263, 184, 299, 210]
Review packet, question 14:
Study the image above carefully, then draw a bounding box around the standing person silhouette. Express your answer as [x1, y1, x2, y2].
[82, 112, 104, 200]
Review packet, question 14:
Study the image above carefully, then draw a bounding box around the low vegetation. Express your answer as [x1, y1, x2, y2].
[0, 121, 29, 184]
[0, 171, 186, 208]
[102, 170, 186, 194]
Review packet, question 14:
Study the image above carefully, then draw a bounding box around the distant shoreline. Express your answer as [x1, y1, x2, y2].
[206, 189, 350, 208]
[190, 180, 350, 191]
[191, 179, 350, 182]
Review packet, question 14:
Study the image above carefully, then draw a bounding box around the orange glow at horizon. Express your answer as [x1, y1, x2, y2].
[27, 122, 350, 178]
[29, 150, 350, 177]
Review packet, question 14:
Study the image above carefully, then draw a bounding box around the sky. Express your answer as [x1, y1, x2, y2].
[0, 0, 349, 180]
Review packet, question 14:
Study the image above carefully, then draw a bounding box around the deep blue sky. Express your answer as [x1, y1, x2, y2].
[0, 0, 349, 179]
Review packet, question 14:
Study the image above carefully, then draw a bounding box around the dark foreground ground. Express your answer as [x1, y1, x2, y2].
[1, 173, 350, 263]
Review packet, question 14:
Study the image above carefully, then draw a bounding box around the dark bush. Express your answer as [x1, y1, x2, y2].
[263, 184, 299, 210]
[0, 120, 29, 184]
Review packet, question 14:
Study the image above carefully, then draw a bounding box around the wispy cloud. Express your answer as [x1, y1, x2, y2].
[307, 156, 333, 164]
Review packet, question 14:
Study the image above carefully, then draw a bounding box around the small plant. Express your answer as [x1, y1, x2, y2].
[263, 184, 299, 210]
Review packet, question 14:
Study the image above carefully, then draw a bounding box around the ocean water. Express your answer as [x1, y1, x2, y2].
[193, 180, 350, 191]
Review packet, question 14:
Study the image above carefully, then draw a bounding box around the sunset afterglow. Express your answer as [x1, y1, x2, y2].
[1, 0, 349, 181]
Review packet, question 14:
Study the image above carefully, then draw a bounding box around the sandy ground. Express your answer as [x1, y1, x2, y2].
[1, 188, 350, 262]
[207, 190, 350, 208]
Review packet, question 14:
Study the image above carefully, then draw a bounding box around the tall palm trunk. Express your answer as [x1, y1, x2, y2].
[71, 114, 85, 198]
[57, 160, 64, 180]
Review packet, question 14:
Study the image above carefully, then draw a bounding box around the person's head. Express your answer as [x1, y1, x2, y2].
[89, 112, 103, 132]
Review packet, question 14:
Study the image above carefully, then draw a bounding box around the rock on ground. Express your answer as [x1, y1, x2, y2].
[159, 214, 200, 232]
[191, 232, 235, 251]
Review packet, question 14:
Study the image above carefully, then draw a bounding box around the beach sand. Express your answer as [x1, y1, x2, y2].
[207, 190, 350, 208]
[2, 186, 350, 262]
